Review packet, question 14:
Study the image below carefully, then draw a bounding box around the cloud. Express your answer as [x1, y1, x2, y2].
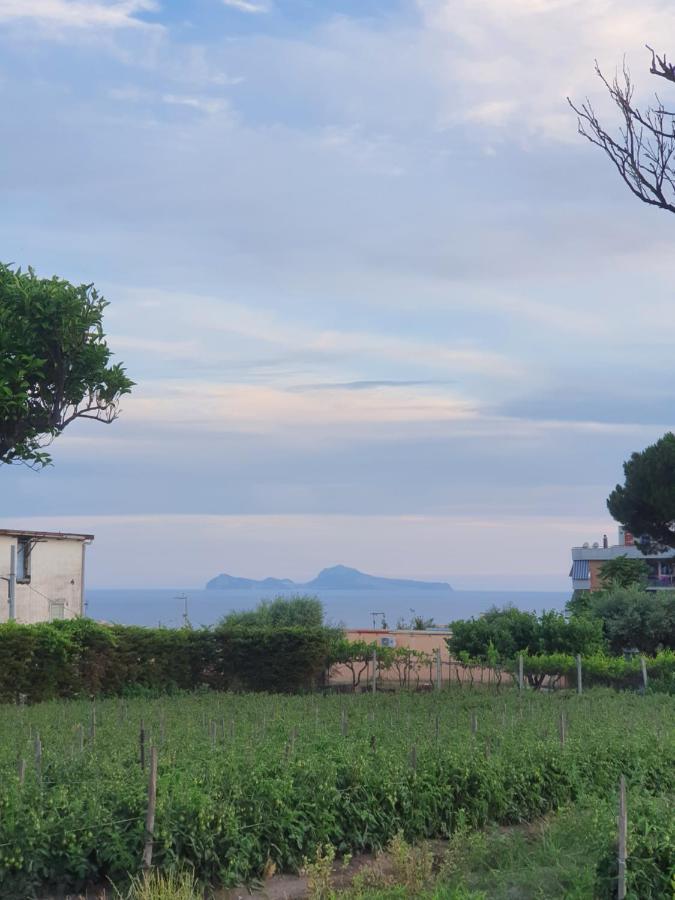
[289, 380, 455, 392]
[418, 0, 675, 139]
[0, 0, 159, 30]
[162, 93, 232, 116]
[221, 0, 269, 12]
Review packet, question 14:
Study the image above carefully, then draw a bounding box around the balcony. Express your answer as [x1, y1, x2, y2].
[646, 574, 675, 589]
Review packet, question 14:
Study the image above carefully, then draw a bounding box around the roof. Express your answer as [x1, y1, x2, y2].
[0, 529, 94, 542]
[571, 544, 675, 562]
[346, 628, 452, 635]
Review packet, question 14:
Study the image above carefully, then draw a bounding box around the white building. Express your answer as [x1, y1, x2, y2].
[0, 529, 94, 624]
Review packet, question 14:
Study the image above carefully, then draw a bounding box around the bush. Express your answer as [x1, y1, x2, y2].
[0, 620, 334, 701]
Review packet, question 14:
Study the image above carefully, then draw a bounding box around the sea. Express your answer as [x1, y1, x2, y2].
[85, 588, 570, 630]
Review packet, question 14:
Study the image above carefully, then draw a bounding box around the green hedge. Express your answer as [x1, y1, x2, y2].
[0, 619, 332, 702]
[510, 650, 675, 692]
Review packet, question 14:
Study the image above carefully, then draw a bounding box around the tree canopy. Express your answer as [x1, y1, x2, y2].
[607, 432, 675, 551]
[583, 585, 675, 655]
[219, 594, 325, 629]
[447, 606, 604, 664]
[0, 264, 133, 466]
[599, 556, 649, 590]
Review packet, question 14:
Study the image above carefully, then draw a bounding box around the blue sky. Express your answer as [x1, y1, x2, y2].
[2, 0, 675, 590]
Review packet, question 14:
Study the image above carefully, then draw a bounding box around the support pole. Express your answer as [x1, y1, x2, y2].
[372, 646, 377, 694]
[8, 545, 16, 621]
[142, 747, 158, 870]
[576, 654, 583, 695]
[435, 648, 441, 690]
[518, 653, 524, 692]
[617, 775, 627, 900]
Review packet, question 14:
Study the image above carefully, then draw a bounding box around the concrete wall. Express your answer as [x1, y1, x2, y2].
[330, 629, 453, 688]
[0, 535, 86, 624]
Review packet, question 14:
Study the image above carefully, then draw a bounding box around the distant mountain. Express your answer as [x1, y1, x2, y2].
[206, 564, 451, 591]
[206, 574, 295, 590]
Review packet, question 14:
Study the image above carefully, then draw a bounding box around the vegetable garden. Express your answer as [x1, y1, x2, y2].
[0, 687, 672, 898]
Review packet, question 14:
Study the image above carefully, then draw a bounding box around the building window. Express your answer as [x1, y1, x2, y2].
[49, 600, 65, 621]
[16, 537, 31, 583]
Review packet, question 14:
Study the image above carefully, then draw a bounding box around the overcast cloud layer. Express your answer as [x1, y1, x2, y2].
[2, 0, 675, 589]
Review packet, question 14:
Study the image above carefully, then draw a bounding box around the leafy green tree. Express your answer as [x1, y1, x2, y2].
[328, 637, 375, 690]
[586, 585, 675, 655]
[538, 610, 604, 655]
[599, 556, 649, 590]
[607, 433, 675, 551]
[220, 594, 325, 628]
[447, 605, 604, 663]
[447, 606, 540, 662]
[0, 264, 133, 466]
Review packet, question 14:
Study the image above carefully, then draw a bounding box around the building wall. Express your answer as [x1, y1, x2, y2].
[589, 560, 603, 591]
[330, 629, 452, 687]
[0, 536, 85, 624]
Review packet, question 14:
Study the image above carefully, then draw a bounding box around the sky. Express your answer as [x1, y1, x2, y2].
[1, 0, 675, 590]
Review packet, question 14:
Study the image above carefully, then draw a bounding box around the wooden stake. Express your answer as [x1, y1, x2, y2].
[90, 705, 96, 742]
[139, 719, 146, 771]
[576, 654, 583, 695]
[640, 656, 648, 691]
[617, 775, 627, 900]
[341, 708, 347, 737]
[372, 646, 377, 695]
[17, 758, 25, 786]
[518, 654, 524, 692]
[558, 711, 566, 746]
[77, 723, 84, 752]
[34, 733, 42, 776]
[471, 711, 478, 734]
[410, 744, 417, 771]
[142, 747, 158, 870]
[210, 720, 217, 748]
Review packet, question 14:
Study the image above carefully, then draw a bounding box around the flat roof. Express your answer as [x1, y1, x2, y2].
[0, 529, 94, 542]
[346, 628, 451, 635]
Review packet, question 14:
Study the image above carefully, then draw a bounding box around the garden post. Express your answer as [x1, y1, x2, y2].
[617, 775, 627, 900]
[576, 655, 582, 695]
[142, 747, 158, 870]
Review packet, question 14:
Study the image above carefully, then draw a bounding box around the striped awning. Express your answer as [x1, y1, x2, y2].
[570, 559, 590, 580]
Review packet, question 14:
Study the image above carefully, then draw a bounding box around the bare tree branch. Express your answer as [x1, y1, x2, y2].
[647, 45, 675, 84]
[568, 52, 675, 215]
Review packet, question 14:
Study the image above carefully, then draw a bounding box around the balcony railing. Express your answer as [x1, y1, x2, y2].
[647, 574, 675, 587]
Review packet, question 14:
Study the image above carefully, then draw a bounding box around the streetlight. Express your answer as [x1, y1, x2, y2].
[370, 611, 385, 630]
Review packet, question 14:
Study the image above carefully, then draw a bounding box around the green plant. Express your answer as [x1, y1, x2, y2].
[0, 688, 671, 896]
[118, 869, 201, 900]
[387, 832, 434, 892]
[303, 843, 338, 900]
[0, 262, 133, 466]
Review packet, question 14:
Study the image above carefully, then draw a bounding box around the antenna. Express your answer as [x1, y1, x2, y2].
[174, 592, 189, 627]
[371, 611, 385, 630]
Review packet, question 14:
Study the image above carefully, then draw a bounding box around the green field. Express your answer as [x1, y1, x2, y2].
[0, 688, 672, 898]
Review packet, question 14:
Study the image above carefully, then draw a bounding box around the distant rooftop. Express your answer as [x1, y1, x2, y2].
[0, 529, 94, 542]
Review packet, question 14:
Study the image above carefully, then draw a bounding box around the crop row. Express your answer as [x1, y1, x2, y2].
[0, 688, 672, 897]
